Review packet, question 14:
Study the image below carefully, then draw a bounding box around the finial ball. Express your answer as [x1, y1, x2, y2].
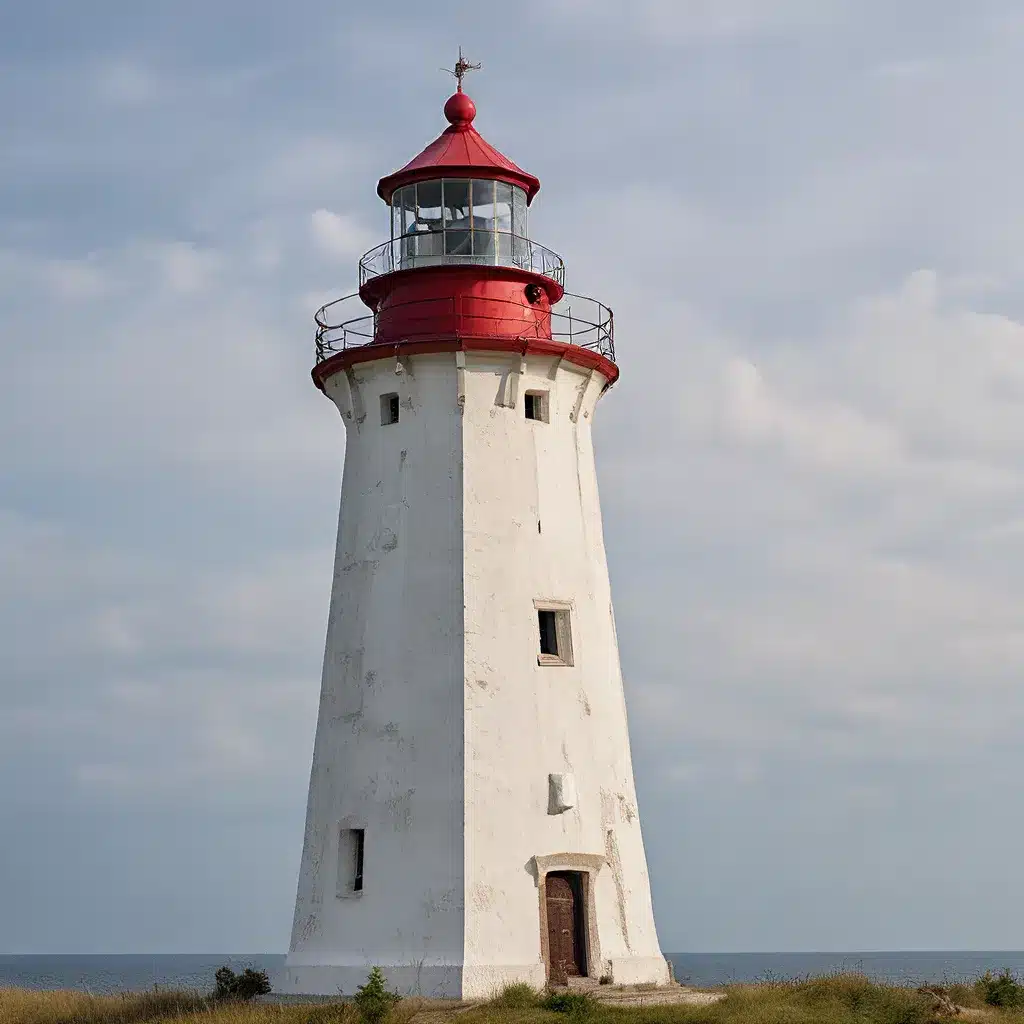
[444, 91, 476, 126]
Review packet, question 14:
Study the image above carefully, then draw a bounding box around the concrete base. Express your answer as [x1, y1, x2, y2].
[606, 956, 672, 987]
[278, 963, 463, 999]
[278, 957, 670, 999]
[277, 962, 548, 999]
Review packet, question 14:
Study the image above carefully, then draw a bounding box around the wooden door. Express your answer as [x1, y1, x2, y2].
[546, 872, 585, 984]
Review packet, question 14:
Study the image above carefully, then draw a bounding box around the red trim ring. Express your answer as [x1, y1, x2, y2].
[311, 337, 619, 393]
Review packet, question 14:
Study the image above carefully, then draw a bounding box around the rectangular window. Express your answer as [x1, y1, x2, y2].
[525, 391, 548, 422]
[536, 602, 574, 666]
[512, 186, 529, 268]
[337, 827, 365, 896]
[538, 610, 559, 655]
[494, 181, 513, 263]
[381, 393, 400, 425]
[442, 179, 472, 257]
[471, 179, 497, 263]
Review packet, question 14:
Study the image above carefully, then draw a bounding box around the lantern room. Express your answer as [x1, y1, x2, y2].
[388, 178, 529, 270]
[312, 81, 615, 388]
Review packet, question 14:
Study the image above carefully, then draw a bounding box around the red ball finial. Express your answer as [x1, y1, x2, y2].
[444, 91, 476, 127]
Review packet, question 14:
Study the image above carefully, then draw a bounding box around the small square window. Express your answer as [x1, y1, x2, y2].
[337, 827, 365, 896]
[535, 602, 573, 666]
[524, 390, 548, 422]
[381, 393, 400, 425]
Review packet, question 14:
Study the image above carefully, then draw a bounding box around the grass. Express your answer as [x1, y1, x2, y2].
[0, 987, 210, 1024]
[7, 974, 1024, 1024]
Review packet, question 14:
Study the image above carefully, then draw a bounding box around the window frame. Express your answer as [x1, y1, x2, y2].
[534, 600, 574, 667]
[337, 826, 366, 898]
[524, 390, 549, 423]
[380, 392, 400, 425]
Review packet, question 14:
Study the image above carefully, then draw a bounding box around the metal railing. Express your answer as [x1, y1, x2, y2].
[314, 291, 614, 365]
[358, 231, 565, 287]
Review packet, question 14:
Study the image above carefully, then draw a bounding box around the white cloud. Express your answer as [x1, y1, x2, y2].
[540, 0, 849, 40]
[146, 241, 223, 294]
[44, 257, 114, 300]
[310, 208, 371, 260]
[0, 510, 325, 804]
[593, 267, 1024, 806]
[720, 357, 903, 475]
[0, 231, 339, 477]
[92, 59, 165, 106]
[6, 0, 1024, 953]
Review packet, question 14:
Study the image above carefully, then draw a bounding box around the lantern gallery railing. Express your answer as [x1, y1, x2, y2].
[358, 232, 566, 288]
[314, 291, 615, 365]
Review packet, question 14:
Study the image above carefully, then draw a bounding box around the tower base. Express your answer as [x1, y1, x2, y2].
[277, 957, 670, 999]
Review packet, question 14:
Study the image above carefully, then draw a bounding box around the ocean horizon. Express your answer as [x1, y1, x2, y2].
[3, 951, 1024, 994]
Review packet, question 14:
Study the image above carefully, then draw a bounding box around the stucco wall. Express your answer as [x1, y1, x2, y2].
[461, 353, 665, 994]
[285, 355, 467, 995]
[283, 349, 666, 998]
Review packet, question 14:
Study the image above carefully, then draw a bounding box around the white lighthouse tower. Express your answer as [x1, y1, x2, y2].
[282, 64, 669, 999]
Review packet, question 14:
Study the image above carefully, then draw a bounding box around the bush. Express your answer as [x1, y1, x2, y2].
[212, 965, 272, 1001]
[540, 991, 595, 1015]
[354, 966, 402, 1024]
[789, 974, 933, 1024]
[976, 969, 1024, 1008]
[489, 982, 540, 1008]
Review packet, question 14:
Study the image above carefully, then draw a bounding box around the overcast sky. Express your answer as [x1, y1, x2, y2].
[3, 0, 1024, 956]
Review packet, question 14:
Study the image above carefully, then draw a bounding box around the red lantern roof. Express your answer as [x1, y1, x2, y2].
[376, 91, 541, 205]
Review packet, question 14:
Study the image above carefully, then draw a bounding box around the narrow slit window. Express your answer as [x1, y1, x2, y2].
[525, 391, 548, 422]
[536, 603, 573, 666]
[538, 610, 558, 655]
[381, 393, 400, 425]
[337, 827, 365, 896]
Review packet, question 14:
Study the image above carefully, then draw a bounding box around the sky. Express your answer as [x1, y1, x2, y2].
[2, 0, 1024, 956]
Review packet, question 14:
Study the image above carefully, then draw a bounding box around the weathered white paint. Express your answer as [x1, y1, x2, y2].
[280, 350, 668, 998]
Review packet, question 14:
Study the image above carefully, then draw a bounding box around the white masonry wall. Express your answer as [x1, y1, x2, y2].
[281, 350, 667, 998]
[461, 352, 666, 996]
[283, 355, 468, 997]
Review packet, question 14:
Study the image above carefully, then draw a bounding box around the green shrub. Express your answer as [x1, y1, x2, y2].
[212, 965, 272, 1001]
[789, 974, 933, 1024]
[976, 969, 1024, 1008]
[354, 966, 402, 1024]
[489, 982, 540, 1008]
[540, 991, 595, 1015]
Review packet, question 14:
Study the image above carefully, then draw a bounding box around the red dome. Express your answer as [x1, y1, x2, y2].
[377, 92, 540, 205]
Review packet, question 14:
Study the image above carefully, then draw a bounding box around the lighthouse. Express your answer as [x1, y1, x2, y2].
[282, 60, 669, 999]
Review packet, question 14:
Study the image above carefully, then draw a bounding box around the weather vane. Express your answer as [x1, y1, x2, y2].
[443, 46, 481, 92]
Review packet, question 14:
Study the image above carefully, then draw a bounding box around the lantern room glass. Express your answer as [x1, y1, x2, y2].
[391, 179, 529, 271]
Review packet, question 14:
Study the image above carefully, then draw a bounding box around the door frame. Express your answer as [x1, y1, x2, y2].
[534, 853, 605, 984]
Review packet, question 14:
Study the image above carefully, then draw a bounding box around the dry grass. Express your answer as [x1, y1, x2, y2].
[0, 987, 209, 1024]
[7, 975, 1024, 1024]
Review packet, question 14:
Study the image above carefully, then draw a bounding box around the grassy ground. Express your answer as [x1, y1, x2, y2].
[3, 974, 1024, 1024]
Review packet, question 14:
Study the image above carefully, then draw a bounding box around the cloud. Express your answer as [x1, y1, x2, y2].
[0, 230, 339, 478]
[147, 241, 224, 294]
[598, 269, 1024, 798]
[719, 357, 903, 475]
[310, 208, 371, 260]
[44, 257, 115, 300]
[539, 0, 850, 40]
[0, 510, 325, 807]
[6, 0, 1024, 956]
[92, 59, 165, 106]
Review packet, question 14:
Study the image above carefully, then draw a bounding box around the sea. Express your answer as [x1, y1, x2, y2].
[2, 952, 1024, 994]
